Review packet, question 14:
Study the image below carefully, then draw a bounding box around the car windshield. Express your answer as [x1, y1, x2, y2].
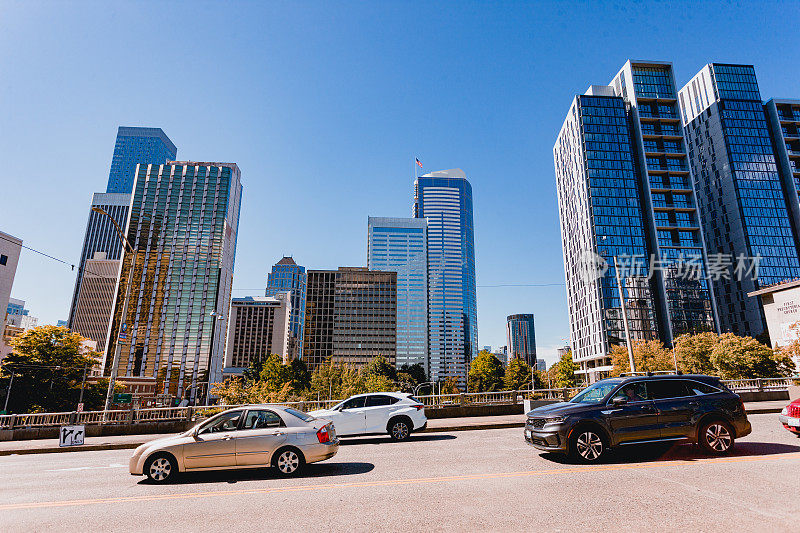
[569, 381, 621, 404]
[283, 407, 315, 422]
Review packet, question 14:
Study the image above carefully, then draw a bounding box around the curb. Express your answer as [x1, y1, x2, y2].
[0, 408, 784, 456]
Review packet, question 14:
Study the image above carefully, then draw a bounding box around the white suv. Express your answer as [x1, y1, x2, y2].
[309, 392, 427, 440]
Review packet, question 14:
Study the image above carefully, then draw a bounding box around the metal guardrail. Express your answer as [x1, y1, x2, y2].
[0, 378, 793, 430]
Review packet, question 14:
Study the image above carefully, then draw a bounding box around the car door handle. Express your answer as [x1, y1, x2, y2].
[272, 432, 285, 436]
[642, 405, 657, 412]
[222, 434, 233, 440]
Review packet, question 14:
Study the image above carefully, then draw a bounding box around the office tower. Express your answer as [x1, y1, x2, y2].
[70, 252, 121, 353]
[535, 359, 546, 372]
[6, 298, 27, 318]
[0, 231, 22, 359]
[225, 293, 292, 370]
[610, 61, 717, 340]
[106, 127, 177, 194]
[265, 257, 306, 360]
[482, 345, 492, 352]
[67, 193, 130, 329]
[104, 162, 242, 402]
[506, 314, 537, 366]
[367, 217, 428, 374]
[679, 64, 800, 336]
[413, 169, 477, 386]
[554, 86, 659, 381]
[303, 267, 396, 370]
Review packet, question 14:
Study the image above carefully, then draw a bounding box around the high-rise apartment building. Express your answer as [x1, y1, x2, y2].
[679, 64, 800, 336]
[225, 293, 292, 370]
[67, 192, 131, 329]
[70, 252, 120, 353]
[367, 217, 428, 374]
[506, 314, 537, 366]
[765, 99, 800, 255]
[0, 231, 22, 359]
[413, 169, 477, 385]
[265, 257, 306, 360]
[104, 162, 242, 403]
[555, 87, 658, 380]
[6, 298, 38, 330]
[106, 127, 177, 194]
[303, 267, 396, 370]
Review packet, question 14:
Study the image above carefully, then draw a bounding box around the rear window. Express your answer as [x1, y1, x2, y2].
[366, 395, 399, 407]
[283, 407, 316, 422]
[686, 381, 721, 395]
[649, 380, 691, 400]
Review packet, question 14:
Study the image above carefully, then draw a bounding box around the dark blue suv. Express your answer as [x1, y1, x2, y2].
[524, 374, 751, 462]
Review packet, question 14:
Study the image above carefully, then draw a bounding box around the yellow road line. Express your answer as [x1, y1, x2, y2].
[3, 452, 799, 512]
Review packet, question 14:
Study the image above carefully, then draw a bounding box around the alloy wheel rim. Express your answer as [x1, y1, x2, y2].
[705, 423, 732, 451]
[278, 451, 299, 473]
[392, 423, 409, 439]
[576, 431, 603, 460]
[150, 458, 171, 481]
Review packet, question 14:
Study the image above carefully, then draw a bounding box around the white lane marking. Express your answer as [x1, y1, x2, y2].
[46, 463, 127, 472]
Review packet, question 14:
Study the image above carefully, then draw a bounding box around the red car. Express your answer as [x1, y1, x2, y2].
[779, 399, 800, 436]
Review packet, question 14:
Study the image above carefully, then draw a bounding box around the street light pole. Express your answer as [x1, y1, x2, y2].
[613, 256, 636, 373]
[3, 372, 15, 413]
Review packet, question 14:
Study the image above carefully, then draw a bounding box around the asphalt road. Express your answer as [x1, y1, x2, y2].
[2, 413, 799, 532]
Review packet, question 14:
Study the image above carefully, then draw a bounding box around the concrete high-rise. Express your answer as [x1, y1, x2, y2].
[265, 257, 306, 361]
[104, 162, 242, 403]
[506, 314, 536, 366]
[106, 127, 177, 194]
[71, 252, 120, 353]
[225, 293, 292, 370]
[303, 267, 396, 371]
[413, 169, 477, 386]
[679, 64, 800, 337]
[367, 217, 428, 374]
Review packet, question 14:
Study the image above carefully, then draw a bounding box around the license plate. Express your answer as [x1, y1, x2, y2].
[788, 417, 800, 427]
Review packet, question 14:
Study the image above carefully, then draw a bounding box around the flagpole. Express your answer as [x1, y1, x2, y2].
[414, 156, 418, 180]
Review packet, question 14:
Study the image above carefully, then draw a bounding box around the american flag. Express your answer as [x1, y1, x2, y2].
[415, 158, 423, 168]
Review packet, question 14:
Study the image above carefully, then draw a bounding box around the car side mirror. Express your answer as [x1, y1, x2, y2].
[612, 396, 627, 406]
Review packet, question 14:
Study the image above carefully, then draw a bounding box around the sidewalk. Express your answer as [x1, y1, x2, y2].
[0, 401, 786, 456]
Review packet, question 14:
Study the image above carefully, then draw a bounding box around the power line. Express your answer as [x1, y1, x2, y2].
[0, 233, 108, 278]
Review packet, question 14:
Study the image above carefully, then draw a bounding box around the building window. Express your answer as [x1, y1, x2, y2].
[0, 254, 7, 266]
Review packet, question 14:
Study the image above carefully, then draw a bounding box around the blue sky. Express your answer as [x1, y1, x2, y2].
[2, 1, 798, 365]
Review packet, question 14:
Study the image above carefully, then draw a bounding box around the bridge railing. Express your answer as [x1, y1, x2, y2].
[0, 379, 791, 430]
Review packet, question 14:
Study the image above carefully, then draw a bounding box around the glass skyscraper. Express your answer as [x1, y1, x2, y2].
[413, 169, 477, 385]
[106, 127, 177, 194]
[265, 257, 306, 360]
[367, 217, 428, 374]
[555, 88, 659, 380]
[104, 162, 242, 403]
[680, 64, 800, 336]
[506, 314, 536, 366]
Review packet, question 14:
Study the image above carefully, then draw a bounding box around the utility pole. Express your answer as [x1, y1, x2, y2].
[613, 256, 636, 373]
[78, 364, 88, 406]
[3, 373, 15, 413]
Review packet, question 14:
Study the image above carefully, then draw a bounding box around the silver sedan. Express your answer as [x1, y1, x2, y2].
[130, 405, 339, 483]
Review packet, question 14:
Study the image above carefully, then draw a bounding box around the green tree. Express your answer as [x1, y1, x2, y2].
[287, 358, 311, 390]
[504, 358, 534, 390]
[674, 332, 718, 375]
[362, 355, 397, 382]
[610, 339, 673, 377]
[0, 326, 107, 413]
[467, 350, 504, 392]
[396, 363, 427, 392]
[710, 333, 794, 379]
[552, 351, 577, 388]
[258, 354, 291, 391]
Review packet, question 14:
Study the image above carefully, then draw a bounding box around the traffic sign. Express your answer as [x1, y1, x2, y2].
[76, 402, 84, 412]
[113, 393, 132, 404]
[59, 425, 85, 447]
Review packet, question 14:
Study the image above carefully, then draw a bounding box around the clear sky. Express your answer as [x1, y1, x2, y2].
[2, 1, 798, 365]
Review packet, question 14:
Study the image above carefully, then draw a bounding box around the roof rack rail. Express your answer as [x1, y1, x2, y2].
[618, 370, 683, 377]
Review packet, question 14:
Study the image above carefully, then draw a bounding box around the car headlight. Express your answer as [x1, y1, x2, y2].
[781, 407, 788, 416]
[545, 416, 568, 424]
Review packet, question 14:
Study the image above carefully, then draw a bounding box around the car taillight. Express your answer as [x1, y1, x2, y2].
[317, 424, 331, 444]
[412, 404, 424, 411]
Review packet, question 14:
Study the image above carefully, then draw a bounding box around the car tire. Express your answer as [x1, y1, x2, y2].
[569, 427, 606, 463]
[698, 420, 735, 455]
[145, 453, 177, 484]
[388, 418, 412, 441]
[273, 447, 305, 476]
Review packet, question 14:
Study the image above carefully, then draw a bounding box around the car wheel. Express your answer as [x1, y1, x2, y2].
[570, 428, 605, 463]
[389, 418, 411, 441]
[145, 453, 177, 484]
[274, 447, 305, 476]
[699, 420, 734, 455]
